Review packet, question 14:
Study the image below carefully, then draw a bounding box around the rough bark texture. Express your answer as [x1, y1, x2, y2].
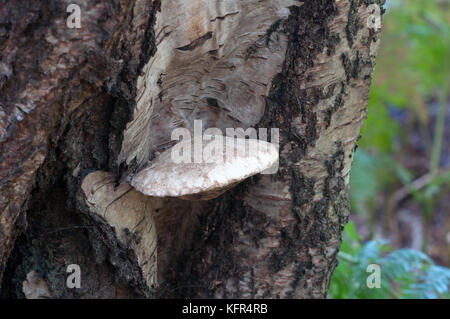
[0, 0, 383, 298]
[0, 0, 160, 298]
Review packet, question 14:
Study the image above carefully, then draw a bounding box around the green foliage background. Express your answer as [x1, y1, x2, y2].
[329, 0, 450, 298]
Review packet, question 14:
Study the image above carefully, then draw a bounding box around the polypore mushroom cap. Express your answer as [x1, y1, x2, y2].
[131, 136, 278, 200]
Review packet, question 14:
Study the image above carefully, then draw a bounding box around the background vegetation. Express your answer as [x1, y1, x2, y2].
[330, 0, 450, 298]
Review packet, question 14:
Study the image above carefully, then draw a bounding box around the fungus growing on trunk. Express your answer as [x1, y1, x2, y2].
[80, 136, 278, 292]
[131, 136, 279, 200]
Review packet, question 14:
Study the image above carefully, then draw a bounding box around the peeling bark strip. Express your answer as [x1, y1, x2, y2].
[119, 0, 296, 169]
[0, 0, 382, 298]
[81, 171, 158, 290]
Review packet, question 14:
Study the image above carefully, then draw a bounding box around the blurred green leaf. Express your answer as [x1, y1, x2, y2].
[330, 224, 450, 299]
[350, 150, 397, 216]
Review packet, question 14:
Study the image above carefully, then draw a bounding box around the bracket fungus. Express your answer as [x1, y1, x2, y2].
[131, 136, 279, 200]
[80, 136, 277, 292]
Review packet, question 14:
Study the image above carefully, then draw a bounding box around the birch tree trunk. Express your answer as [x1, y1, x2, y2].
[0, 0, 384, 298]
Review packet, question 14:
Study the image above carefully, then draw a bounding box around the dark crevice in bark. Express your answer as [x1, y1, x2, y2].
[1, 92, 148, 297]
[111, 0, 161, 180]
[160, 181, 259, 298]
[176, 32, 214, 51]
[1, 0, 161, 298]
[1, 183, 143, 298]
